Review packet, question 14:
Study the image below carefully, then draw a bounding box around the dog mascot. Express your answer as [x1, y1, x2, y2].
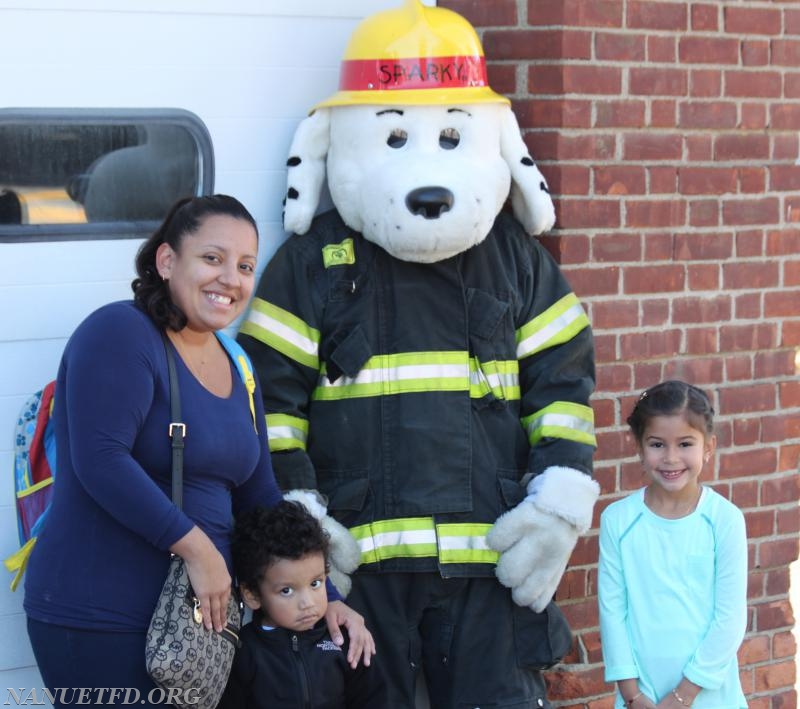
[239, 2, 599, 706]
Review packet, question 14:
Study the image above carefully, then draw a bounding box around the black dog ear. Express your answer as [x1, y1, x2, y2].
[499, 107, 556, 236]
[282, 108, 331, 235]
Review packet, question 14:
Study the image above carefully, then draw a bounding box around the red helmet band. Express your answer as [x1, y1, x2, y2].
[339, 55, 488, 92]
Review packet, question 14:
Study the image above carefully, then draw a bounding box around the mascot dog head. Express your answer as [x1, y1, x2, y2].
[283, 0, 555, 264]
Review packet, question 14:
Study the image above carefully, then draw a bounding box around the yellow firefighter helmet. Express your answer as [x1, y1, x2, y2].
[313, 0, 510, 110]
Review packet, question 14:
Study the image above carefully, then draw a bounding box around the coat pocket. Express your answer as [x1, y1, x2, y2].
[324, 324, 372, 382]
[498, 470, 527, 511]
[467, 289, 515, 404]
[318, 474, 370, 514]
[512, 600, 572, 671]
[467, 288, 511, 342]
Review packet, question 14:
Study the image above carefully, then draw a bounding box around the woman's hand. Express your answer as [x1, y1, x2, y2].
[170, 526, 231, 633]
[325, 599, 376, 669]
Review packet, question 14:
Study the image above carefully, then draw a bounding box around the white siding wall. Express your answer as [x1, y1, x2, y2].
[0, 0, 432, 691]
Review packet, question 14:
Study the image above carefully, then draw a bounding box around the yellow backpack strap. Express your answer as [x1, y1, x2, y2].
[216, 332, 258, 433]
[237, 354, 258, 433]
[4, 537, 37, 591]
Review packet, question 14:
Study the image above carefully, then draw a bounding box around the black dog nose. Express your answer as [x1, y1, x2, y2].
[405, 187, 454, 219]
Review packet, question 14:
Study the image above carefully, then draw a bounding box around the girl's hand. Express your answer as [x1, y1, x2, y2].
[618, 682, 656, 709]
[170, 526, 232, 633]
[623, 692, 657, 709]
[636, 695, 658, 709]
[657, 693, 687, 709]
[657, 683, 699, 709]
[325, 599, 377, 669]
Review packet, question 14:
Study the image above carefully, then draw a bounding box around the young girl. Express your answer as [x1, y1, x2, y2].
[599, 380, 748, 709]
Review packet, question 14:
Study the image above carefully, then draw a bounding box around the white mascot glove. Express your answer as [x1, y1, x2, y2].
[284, 489, 361, 597]
[487, 467, 600, 613]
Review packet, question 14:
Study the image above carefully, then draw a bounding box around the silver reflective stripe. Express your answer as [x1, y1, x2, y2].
[527, 411, 594, 437]
[246, 307, 318, 359]
[437, 534, 492, 552]
[319, 362, 469, 389]
[267, 423, 307, 446]
[351, 519, 499, 565]
[517, 302, 587, 359]
[470, 368, 519, 393]
[437, 523, 499, 564]
[524, 403, 596, 447]
[357, 528, 438, 555]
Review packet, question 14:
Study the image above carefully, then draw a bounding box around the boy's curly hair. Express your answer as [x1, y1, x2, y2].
[232, 500, 330, 593]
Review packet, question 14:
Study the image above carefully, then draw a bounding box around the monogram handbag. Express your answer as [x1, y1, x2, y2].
[145, 334, 241, 709]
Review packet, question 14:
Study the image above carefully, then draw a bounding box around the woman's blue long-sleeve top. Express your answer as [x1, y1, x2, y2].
[599, 487, 748, 709]
[24, 301, 284, 631]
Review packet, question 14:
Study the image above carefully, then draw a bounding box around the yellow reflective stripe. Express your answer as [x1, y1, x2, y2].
[240, 298, 320, 370]
[313, 352, 470, 401]
[350, 518, 499, 565]
[266, 413, 309, 452]
[350, 518, 438, 564]
[436, 523, 499, 564]
[516, 293, 589, 360]
[522, 402, 596, 447]
[470, 356, 492, 398]
[469, 358, 520, 400]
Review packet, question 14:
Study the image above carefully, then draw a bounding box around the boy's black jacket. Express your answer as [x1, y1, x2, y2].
[217, 616, 388, 709]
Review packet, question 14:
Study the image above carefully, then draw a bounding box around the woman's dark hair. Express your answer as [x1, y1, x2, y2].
[627, 380, 715, 443]
[131, 194, 257, 331]
[232, 501, 330, 594]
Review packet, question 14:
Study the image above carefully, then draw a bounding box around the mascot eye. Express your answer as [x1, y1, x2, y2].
[439, 128, 460, 150]
[387, 129, 408, 149]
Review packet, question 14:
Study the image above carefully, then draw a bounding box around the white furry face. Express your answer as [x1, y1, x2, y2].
[327, 104, 511, 263]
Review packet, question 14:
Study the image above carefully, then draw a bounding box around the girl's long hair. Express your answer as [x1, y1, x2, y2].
[627, 380, 715, 443]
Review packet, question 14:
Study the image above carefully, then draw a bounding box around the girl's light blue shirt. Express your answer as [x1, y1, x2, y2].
[599, 487, 748, 709]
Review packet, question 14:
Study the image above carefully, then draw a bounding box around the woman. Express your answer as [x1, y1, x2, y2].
[24, 195, 373, 705]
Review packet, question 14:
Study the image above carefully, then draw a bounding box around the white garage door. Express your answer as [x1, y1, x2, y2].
[0, 0, 434, 692]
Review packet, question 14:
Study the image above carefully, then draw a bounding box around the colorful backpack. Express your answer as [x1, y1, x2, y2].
[5, 381, 57, 591]
[4, 331, 257, 591]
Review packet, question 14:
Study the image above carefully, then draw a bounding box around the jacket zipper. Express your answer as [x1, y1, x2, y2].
[292, 634, 311, 707]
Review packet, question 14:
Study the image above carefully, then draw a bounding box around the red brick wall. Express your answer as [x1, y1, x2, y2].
[440, 1, 800, 707]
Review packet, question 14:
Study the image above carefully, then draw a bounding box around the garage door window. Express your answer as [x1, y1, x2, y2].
[0, 109, 214, 242]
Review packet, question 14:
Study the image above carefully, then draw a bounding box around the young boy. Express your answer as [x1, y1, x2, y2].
[218, 501, 387, 709]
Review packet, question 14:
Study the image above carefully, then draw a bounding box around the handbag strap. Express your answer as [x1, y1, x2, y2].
[162, 332, 185, 511]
